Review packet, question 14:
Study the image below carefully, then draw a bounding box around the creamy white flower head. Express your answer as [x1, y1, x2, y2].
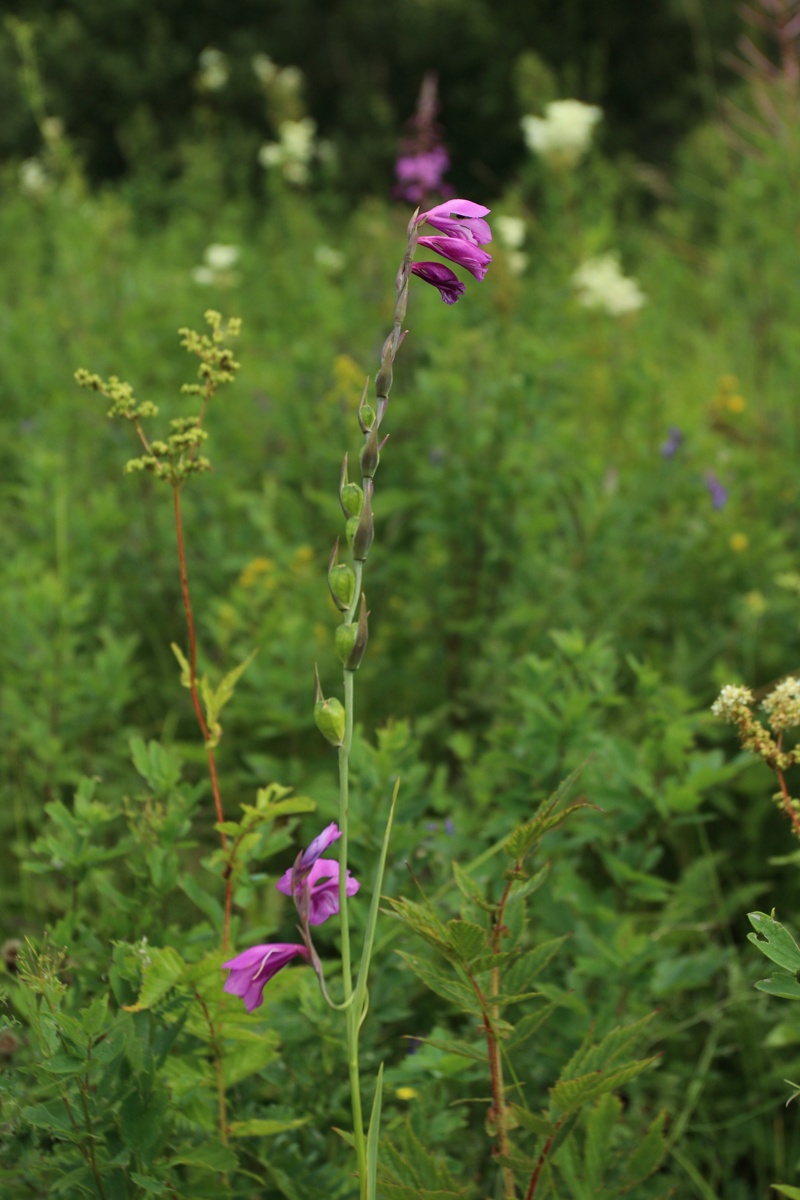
[259, 118, 317, 184]
[762, 678, 800, 731]
[204, 243, 239, 271]
[252, 53, 278, 87]
[191, 265, 216, 286]
[711, 684, 754, 721]
[507, 251, 528, 277]
[275, 65, 303, 95]
[521, 100, 602, 169]
[314, 245, 346, 274]
[19, 157, 49, 197]
[258, 142, 283, 168]
[495, 215, 526, 250]
[571, 253, 645, 316]
[197, 47, 229, 92]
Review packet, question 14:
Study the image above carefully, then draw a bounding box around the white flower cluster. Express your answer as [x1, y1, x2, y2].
[259, 117, 318, 185]
[197, 47, 229, 93]
[252, 54, 303, 98]
[762, 678, 800, 731]
[314, 245, 345, 275]
[571, 253, 646, 316]
[192, 243, 240, 287]
[711, 685, 754, 722]
[19, 157, 49, 197]
[521, 100, 602, 170]
[494, 215, 527, 277]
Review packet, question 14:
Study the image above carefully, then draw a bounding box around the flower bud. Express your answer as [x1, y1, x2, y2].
[360, 425, 380, 479]
[313, 666, 345, 746]
[327, 540, 356, 611]
[358, 401, 376, 433]
[335, 595, 369, 670]
[341, 482, 363, 517]
[345, 515, 359, 550]
[352, 479, 374, 562]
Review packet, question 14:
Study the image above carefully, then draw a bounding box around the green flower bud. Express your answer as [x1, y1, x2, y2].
[341, 482, 363, 517]
[345, 515, 359, 550]
[314, 697, 346, 746]
[352, 480, 374, 562]
[313, 664, 345, 746]
[360, 426, 380, 479]
[335, 622, 358, 665]
[329, 563, 356, 610]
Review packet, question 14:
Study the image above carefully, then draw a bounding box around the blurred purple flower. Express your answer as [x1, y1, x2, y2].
[410, 261, 466, 304]
[222, 943, 309, 1012]
[705, 471, 728, 509]
[396, 146, 450, 203]
[276, 857, 360, 925]
[661, 426, 683, 458]
[394, 73, 451, 205]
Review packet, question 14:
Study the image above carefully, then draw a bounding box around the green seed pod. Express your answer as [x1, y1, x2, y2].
[335, 622, 358, 665]
[359, 401, 377, 432]
[352, 480, 374, 562]
[314, 697, 346, 747]
[345, 515, 359, 550]
[329, 563, 356, 610]
[360, 426, 380, 479]
[340, 482, 363, 517]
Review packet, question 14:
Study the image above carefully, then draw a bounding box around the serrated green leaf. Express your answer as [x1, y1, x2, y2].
[748, 912, 800, 972]
[445, 919, 490, 966]
[417, 1035, 487, 1063]
[201, 649, 257, 748]
[388, 896, 451, 954]
[549, 1056, 659, 1120]
[223, 1030, 279, 1088]
[21, 1102, 80, 1137]
[122, 946, 185, 1012]
[130, 1175, 167, 1195]
[396, 952, 482, 1015]
[508, 1105, 554, 1136]
[179, 873, 225, 930]
[168, 1140, 238, 1173]
[452, 860, 494, 912]
[562, 1012, 657, 1081]
[506, 863, 551, 906]
[585, 1092, 622, 1188]
[623, 1109, 666, 1184]
[507, 999, 562, 1051]
[503, 937, 569, 995]
[505, 764, 588, 862]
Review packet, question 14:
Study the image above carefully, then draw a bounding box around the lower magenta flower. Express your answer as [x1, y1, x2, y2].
[222, 943, 310, 1012]
[410, 261, 466, 304]
[277, 857, 360, 925]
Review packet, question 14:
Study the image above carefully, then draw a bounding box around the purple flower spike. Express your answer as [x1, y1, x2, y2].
[297, 822, 341, 871]
[410, 261, 466, 304]
[418, 199, 492, 246]
[277, 858, 360, 925]
[222, 943, 309, 1012]
[661, 426, 683, 459]
[417, 234, 491, 280]
[396, 147, 450, 203]
[705, 470, 728, 510]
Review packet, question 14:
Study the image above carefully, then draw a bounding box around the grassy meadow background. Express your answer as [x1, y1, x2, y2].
[3, 3, 800, 1197]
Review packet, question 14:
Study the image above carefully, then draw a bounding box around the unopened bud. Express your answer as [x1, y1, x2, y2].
[359, 401, 376, 433]
[335, 595, 369, 670]
[313, 665, 346, 746]
[360, 426, 380, 479]
[327, 540, 356, 611]
[352, 479, 374, 562]
[345, 515, 359, 550]
[339, 454, 364, 516]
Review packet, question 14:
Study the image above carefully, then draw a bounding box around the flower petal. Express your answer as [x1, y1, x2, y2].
[410, 262, 466, 304]
[417, 235, 491, 281]
[297, 822, 341, 870]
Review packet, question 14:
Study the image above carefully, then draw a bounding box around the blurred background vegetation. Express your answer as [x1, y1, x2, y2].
[4, 1, 800, 1197]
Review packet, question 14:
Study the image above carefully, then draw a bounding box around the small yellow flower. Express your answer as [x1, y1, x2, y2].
[719, 373, 739, 392]
[239, 556, 274, 588]
[726, 393, 746, 413]
[291, 545, 315, 574]
[326, 354, 367, 409]
[395, 1087, 418, 1101]
[730, 533, 749, 553]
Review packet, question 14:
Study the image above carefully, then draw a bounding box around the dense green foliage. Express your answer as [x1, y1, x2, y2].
[4, 23, 800, 1198]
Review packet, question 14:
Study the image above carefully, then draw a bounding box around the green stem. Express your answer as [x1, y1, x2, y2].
[338, 661, 367, 1196]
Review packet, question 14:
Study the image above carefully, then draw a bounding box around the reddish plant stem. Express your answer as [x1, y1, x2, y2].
[467, 969, 515, 1199]
[525, 1128, 558, 1200]
[172, 485, 233, 949]
[776, 766, 800, 836]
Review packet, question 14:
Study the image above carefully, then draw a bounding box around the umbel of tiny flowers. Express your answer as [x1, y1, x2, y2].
[571, 253, 645, 317]
[522, 99, 602, 170]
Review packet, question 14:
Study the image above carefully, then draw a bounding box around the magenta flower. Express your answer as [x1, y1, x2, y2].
[418, 199, 492, 246]
[297, 821, 341, 871]
[222, 943, 309, 1012]
[417, 234, 491, 280]
[410, 262, 466, 305]
[395, 146, 450, 203]
[277, 857, 360, 925]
